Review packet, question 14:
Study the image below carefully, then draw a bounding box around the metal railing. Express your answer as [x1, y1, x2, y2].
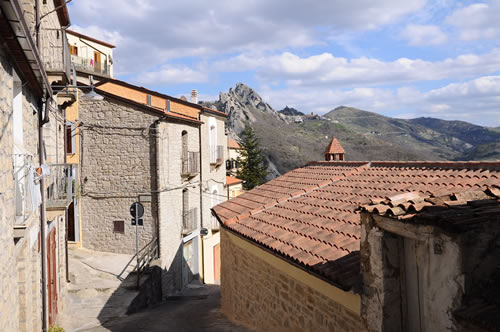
[13, 154, 36, 225]
[181, 151, 200, 175]
[209, 145, 224, 165]
[182, 208, 198, 234]
[46, 164, 77, 209]
[71, 55, 111, 76]
[118, 236, 159, 288]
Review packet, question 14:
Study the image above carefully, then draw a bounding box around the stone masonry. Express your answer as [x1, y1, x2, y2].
[220, 229, 366, 332]
[79, 96, 161, 254]
[0, 47, 21, 332]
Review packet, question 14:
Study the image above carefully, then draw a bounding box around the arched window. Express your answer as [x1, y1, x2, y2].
[181, 130, 188, 158]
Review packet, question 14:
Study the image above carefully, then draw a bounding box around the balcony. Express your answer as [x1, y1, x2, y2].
[13, 154, 38, 226]
[181, 151, 200, 177]
[71, 55, 111, 77]
[182, 208, 199, 235]
[46, 164, 78, 210]
[209, 145, 224, 165]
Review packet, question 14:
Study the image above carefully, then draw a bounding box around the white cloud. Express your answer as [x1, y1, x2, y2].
[68, 0, 425, 73]
[216, 49, 500, 87]
[400, 24, 448, 45]
[135, 65, 208, 85]
[446, 1, 500, 41]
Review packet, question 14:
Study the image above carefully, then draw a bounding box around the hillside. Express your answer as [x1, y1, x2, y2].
[202, 84, 500, 177]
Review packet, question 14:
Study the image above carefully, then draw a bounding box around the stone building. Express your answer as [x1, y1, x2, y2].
[83, 78, 228, 286]
[212, 140, 500, 331]
[0, 0, 75, 330]
[77, 78, 228, 293]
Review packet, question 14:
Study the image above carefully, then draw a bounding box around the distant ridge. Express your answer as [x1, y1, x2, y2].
[201, 84, 500, 177]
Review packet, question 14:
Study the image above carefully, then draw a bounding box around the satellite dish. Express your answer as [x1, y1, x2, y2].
[180, 96, 187, 101]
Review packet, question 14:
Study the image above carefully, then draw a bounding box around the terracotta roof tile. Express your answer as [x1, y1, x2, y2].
[228, 137, 241, 149]
[226, 176, 243, 186]
[213, 161, 500, 290]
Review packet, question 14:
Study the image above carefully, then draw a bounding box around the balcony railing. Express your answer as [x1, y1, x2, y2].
[209, 145, 224, 165]
[182, 208, 199, 235]
[46, 164, 78, 209]
[181, 151, 200, 176]
[13, 154, 37, 225]
[71, 55, 111, 76]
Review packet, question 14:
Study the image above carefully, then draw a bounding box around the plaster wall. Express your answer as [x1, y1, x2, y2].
[67, 32, 114, 77]
[156, 121, 201, 295]
[361, 214, 465, 332]
[200, 113, 227, 229]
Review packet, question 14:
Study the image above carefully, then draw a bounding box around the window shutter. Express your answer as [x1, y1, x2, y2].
[71, 123, 76, 154]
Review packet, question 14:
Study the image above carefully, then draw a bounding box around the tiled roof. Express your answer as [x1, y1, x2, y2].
[324, 137, 345, 154]
[95, 89, 203, 125]
[212, 161, 500, 291]
[202, 106, 228, 118]
[228, 137, 241, 149]
[360, 187, 500, 232]
[226, 176, 243, 186]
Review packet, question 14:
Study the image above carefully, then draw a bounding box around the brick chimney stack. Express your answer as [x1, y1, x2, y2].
[324, 137, 345, 161]
[191, 89, 198, 104]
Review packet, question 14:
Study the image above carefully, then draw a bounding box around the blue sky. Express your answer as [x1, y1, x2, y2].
[68, 0, 500, 126]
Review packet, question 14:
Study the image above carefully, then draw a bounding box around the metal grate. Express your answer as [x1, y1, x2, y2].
[182, 208, 198, 234]
[113, 220, 125, 233]
[181, 151, 200, 175]
[209, 145, 224, 165]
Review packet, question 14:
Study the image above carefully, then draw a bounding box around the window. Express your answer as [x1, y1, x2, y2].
[147, 94, 152, 107]
[69, 45, 78, 56]
[65, 122, 76, 154]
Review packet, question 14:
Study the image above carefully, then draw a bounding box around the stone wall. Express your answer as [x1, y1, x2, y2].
[221, 229, 366, 332]
[79, 97, 161, 254]
[0, 47, 21, 332]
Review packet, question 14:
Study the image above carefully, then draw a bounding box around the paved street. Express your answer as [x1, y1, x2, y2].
[81, 285, 252, 332]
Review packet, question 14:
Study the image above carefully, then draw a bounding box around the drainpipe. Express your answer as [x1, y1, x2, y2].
[39, 100, 49, 332]
[36, 2, 48, 331]
[198, 118, 205, 282]
[154, 120, 162, 254]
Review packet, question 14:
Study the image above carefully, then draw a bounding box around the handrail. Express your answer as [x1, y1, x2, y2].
[117, 236, 159, 282]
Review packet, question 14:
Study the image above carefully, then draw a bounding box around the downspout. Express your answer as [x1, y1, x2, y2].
[154, 119, 161, 255]
[35, 2, 49, 331]
[198, 114, 205, 282]
[63, 108, 69, 283]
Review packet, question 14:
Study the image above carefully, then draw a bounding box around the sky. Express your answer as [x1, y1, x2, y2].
[67, 0, 500, 127]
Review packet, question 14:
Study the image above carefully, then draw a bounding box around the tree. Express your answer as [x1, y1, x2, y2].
[236, 124, 268, 190]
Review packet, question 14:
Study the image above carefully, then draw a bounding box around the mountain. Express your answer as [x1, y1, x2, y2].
[278, 106, 304, 116]
[202, 84, 500, 177]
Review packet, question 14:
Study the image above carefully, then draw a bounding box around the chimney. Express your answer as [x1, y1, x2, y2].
[191, 89, 198, 104]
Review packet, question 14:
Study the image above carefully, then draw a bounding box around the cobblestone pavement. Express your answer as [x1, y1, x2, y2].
[81, 285, 253, 332]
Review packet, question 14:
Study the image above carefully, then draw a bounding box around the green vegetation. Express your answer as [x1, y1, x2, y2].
[236, 124, 268, 190]
[48, 324, 65, 332]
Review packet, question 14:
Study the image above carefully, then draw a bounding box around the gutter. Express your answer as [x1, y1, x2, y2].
[154, 119, 162, 257]
[8, 0, 52, 98]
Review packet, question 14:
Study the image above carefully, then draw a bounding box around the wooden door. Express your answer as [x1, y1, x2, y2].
[47, 228, 58, 326]
[213, 243, 220, 283]
[403, 238, 424, 332]
[94, 51, 101, 71]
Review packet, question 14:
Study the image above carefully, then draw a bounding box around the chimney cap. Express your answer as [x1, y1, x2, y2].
[325, 137, 345, 155]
